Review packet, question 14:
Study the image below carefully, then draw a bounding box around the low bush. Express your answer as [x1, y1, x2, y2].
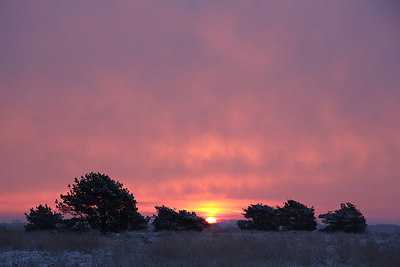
[152, 205, 209, 231]
[319, 202, 367, 233]
[25, 204, 63, 232]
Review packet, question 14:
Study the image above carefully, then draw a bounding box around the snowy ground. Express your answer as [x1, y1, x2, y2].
[0, 250, 93, 267]
[1, 227, 399, 266]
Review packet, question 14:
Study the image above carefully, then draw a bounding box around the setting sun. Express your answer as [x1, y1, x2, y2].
[206, 217, 217, 224]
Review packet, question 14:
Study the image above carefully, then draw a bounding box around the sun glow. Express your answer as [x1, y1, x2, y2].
[193, 202, 224, 217]
[182, 200, 245, 221]
[206, 217, 217, 224]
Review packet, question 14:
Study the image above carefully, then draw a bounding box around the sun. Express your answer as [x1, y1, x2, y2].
[206, 217, 217, 224]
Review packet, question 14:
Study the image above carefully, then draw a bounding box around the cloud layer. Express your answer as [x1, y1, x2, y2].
[1, 1, 399, 223]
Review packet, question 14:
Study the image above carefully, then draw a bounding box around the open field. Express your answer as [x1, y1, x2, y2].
[1, 227, 399, 266]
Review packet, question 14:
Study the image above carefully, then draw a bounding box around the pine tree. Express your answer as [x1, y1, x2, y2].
[237, 203, 279, 231]
[278, 200, 317, 231]
[56, 172, 148, 232]
[319, 202, 367, 233]
[25, 204, 62, 231]
[152, 205, 208, 231]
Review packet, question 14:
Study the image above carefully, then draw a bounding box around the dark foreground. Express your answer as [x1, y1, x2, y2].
[1, 227, 399, 266]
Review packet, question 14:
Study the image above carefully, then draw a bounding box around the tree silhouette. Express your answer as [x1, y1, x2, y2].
[56, 172, 148, 232]
[278, 200, 317, 231]
[152, 205, 209, 231]
[25, 204, 62, 231]
[237, 203, 279, 231]
[319, 202, 367, 233]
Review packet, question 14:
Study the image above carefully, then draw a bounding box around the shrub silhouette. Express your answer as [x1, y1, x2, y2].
[237, 203, 279, 231]
[152, 205, 209, 231]
[278, 200, 317, 231]
[319, 202, 367, 233]
[56, 172, 148, 233]
[25, 204, 63, 231]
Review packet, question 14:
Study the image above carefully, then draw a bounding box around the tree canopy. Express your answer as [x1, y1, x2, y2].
[237, 203, 280, 231]
[238, 200, 317, 231]
[319, 202, 367, 233]
[24, 173, 368, 235]
[152, 205, 209, 231]
[25, 204, 62, 231]
[278, 200, 317, 231]
[56, 172, 148, 232]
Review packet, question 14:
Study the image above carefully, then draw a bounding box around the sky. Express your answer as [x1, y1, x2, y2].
[1, 1, 399, 224]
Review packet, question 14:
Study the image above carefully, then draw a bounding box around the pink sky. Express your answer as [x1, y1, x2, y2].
[1, 1, 400, 224]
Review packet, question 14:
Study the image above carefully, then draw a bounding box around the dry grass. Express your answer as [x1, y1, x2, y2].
[0, 228, 104, 253]
[1, 227, 399, 266]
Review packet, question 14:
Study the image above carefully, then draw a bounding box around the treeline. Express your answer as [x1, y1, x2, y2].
[25, 172, 367, 233]
[26, 173, 208, 233]
[237, 201, 366, 233]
